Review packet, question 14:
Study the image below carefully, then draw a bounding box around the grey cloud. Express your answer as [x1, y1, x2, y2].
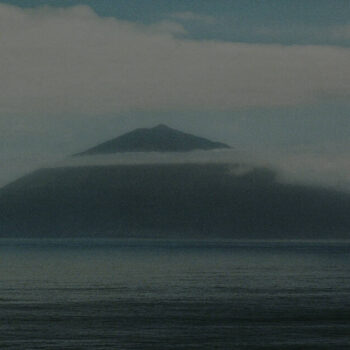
[0, 3, 349, 118]
[275, 152, 350, 192]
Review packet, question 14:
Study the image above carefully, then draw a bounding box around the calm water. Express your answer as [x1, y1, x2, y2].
[0, 239, 349, 349]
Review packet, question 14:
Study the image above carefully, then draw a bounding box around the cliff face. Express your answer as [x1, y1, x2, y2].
[0, 163, 349, 238]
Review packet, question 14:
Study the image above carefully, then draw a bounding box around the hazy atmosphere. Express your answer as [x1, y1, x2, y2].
[1, 2, 350, 349]
[0, 0, 349, 190]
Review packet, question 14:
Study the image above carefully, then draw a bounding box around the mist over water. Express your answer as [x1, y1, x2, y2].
[1, 239, 349, 349]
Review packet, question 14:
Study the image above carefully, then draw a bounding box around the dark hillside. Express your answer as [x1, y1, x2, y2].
[0, 164, 349, 238]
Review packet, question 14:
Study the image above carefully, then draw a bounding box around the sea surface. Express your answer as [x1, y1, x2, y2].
[0, 239, 349, 349]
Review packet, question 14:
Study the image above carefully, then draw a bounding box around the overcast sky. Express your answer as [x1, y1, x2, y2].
[0, 0, 349, 189]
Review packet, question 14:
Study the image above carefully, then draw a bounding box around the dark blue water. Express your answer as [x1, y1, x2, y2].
[1, 239, 349, 349]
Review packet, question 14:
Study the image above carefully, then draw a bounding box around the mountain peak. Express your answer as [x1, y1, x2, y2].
[75, 125, 230, 155]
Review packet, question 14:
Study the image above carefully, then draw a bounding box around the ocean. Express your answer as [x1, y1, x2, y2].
[0, 239, 349, 349]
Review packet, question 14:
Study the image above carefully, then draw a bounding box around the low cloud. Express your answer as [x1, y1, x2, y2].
[52, 149, 350, 193]
[275, 151, 350, 192]
[1, 146, 349, 193]
[0, 3, 349, 118]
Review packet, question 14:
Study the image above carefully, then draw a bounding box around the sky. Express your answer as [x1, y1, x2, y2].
[0, 0, 349, 189]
